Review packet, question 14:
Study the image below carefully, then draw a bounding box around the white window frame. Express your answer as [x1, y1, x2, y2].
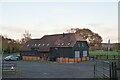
[83, 51, 87, 57]
[68, 42, 70, 46]
[82, 43, 84, 47]
[27, 44, 29, 47]
[61, 43, 64, 46]
[75, 51, 80, 58]
[34, 44, 37, 46]
[38, 44, 41, 46]
[47, 43, 50, 46]
[42, 44, 45, 46]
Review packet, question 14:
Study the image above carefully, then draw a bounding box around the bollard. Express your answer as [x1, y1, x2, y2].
[11, 64, 15, 71]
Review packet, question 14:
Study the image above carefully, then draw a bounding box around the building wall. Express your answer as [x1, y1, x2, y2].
[49, 47, 73, 61]
[73, 41, 89, 57]
[49, 41, 89, 61]
[20, 41, 89, 61]
[21, 51, 48, 58]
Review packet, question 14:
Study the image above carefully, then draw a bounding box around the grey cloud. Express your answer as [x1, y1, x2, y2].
[87, 23, 104, 27]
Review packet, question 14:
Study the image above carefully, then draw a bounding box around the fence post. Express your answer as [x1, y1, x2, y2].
[96, 55, 97, 60]
[94, 61, 96, 78]
[109, 62, 112, 80]
[103, 61, 104, 78]
[114, 62, 117, 80]
[114, 55, 115, 60]
[2, 61, 3, 70]
[111, 62, 115, 79]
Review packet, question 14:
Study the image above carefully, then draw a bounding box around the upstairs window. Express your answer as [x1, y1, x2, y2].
[58, 43, 60, 46]
[27, 44, 29, 47]
[47, 43, 49, 46]
[42, 44, 45, 46]
[82, 43, 84, 47]
[34, 44, 37, 46]
[68, 43, 71, 46]
[78, 44, 81, 47]
[38, 44, 41, 46]
[61, 43, 64, 46]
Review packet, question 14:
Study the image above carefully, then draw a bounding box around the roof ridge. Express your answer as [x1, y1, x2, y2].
[44, 33, 75, 36]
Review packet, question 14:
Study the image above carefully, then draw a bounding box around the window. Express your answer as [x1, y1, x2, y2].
[75, 51, 80, 58]
[55, 48, 58, 50]
[31, 53, 34, 56]
[58, 43, 60, 46]
[34, 44, 37, 46]
[82, 43, 84, 47]
[83, 51, 87, 57]
[27, 44, 29, 47]
[78, 44, 81, 47]
[47, 43, 49, 46]
[61, 43, 64, 46]
[38, 44, 41, 46]
[68, 43, 70, 46]
[42, 44, 45, 46]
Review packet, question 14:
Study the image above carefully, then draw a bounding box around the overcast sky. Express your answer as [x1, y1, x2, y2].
[0, 0, 119, 43]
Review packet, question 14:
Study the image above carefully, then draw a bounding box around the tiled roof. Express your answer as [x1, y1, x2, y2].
[20, 33, 86, 52]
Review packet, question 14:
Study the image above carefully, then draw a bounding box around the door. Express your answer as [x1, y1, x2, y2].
[75, 51, 80, 58]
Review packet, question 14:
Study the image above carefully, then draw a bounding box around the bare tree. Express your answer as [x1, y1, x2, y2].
[20, 30, 31, 45]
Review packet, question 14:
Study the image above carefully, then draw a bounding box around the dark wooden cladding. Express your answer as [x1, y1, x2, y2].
[20, 33, 89, 61]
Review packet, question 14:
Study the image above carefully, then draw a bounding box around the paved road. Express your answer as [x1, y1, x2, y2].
[3, 60, 94, 78]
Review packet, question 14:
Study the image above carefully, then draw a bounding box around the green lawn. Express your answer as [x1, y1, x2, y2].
[89, 50, 119, 56]
[2, 70, 25, 75]
[89, 50, 120, 60]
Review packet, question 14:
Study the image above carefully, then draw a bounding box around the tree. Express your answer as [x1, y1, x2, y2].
[0, 35, 9, 52]
[20, 31, 31, 45]
[66, 28, 103, 49]
[0, 35, 20, 53]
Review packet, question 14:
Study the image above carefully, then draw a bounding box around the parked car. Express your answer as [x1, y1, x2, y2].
[4, 55, 19, 61]
[16, 53, 21, 59]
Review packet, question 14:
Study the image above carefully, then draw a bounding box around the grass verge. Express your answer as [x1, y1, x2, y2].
[89, 50, 119, 56]
[2, 70, 25, 75]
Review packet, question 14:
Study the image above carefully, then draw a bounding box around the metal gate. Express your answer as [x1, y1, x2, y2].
[94, 60, 117, 80]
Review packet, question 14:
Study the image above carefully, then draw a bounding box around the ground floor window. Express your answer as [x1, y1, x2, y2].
[75, 51, 80, 58]
[83, 51, 87, 57]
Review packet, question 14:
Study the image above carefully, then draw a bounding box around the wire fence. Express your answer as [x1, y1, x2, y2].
[89, 55, 119, 61]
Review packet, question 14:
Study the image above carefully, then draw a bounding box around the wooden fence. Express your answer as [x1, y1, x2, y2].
[56, 57, 89, 63]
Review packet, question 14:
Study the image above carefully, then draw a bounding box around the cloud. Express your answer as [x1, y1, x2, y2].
[0, 25, 25, 33]
[0, 25, 45, 33]
[0, 25, 46, 39]
[87, 23, 104, 27]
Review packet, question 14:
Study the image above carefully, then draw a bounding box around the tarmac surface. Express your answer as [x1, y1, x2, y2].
[2, 60, 95, 78]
